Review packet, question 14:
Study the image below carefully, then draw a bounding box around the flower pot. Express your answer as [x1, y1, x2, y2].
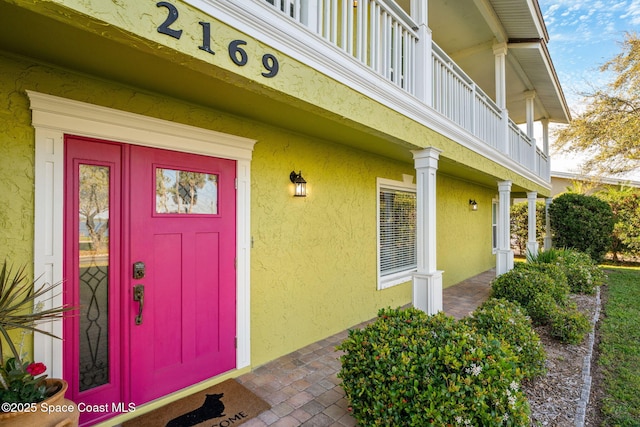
[0, 378, 79, 427]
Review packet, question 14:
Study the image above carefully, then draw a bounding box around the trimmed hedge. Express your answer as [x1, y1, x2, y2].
[467, 298, 547, 380]
[491, 263, 591, 344]
[338, 308, 530, 426]
[490, 264, 568, 325]
[548, 193, 614, 262]
[534, 249, 605, 295]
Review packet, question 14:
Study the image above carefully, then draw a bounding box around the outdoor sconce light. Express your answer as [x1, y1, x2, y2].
[290, 171, 307, 197]
[469, 199, 478, 211]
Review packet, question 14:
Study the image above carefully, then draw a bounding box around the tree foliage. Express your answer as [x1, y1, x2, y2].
[596, 186, 640, 260]
[510, 201, 546, 254]
[548, 193, 614, 261]
[553, 32, 640, 175]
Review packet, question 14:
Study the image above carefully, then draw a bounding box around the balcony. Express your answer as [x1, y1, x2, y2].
[260, 0, 560, 181]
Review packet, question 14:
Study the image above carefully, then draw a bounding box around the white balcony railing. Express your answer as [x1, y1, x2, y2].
[262, 0, 549, 181]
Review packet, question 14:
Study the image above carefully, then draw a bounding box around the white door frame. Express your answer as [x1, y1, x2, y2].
[29, 90, 255, 378]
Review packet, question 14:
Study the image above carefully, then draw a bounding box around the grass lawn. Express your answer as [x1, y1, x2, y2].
[599, 266, 640, 426]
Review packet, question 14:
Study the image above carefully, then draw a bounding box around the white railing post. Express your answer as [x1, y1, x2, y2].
[501, 109, 510, 156]
[302, 0, 319, 32]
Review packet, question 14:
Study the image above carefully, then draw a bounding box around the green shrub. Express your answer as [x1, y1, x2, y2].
[531, 248, 606, 295]
[549, 193, 614, 262]
[556, 250, 605, 294]
[338, 308, 530, 426]
[468, 298, 546, 380]
[549, 307, 591, 345]
[490, 265, 570, 325]
[514, 263, 570, 305]
[526, 292, 557, 325]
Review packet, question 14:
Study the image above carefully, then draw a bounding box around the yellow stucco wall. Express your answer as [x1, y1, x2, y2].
[437, 175, 497, 287]
[0, 49, 500, 369]
[250, 133, 416, 365]
[1, 52, 414, 366]
[0, 0, 559, 385]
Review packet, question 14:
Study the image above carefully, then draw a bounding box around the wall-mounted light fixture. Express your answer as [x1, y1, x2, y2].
[290, 171, 307, 197]
[469, 199, 478, 211]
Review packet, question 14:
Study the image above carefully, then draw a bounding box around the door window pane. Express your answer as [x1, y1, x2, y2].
[155, 168, 218, 214]
[78, 165, 110, 391]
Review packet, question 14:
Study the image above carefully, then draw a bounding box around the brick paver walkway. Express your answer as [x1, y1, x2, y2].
[238, 269, 495, 427]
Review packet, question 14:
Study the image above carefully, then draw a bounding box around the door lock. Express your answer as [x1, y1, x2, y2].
[133, 262, 145, 279]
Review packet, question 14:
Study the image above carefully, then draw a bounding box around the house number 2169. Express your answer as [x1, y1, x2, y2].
[156, 1, 279, 78]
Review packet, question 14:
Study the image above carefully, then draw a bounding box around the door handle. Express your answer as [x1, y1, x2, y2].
[133, 284, 144, 325]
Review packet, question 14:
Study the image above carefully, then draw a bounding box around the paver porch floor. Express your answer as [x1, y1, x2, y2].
[238, 269, 495, 427]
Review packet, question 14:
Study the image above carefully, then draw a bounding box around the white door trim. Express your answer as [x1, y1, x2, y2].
[29, 90, 255, 378]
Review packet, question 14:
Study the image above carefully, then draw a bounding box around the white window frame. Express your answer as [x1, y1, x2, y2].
[377, 177, 417, 290]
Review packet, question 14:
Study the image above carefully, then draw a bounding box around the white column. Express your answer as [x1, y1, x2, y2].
[496, 180, 514, 275]
[493, 43, 507, 109]
[541, 118, 549, 156]
[525, 91, 537, 170]
[541, 118, 550, 180]
[527, 191, 539, 256]
[544, 197, 553, 250]
[493, 43, 509, 154]
[524, 91, 536, 138]
[412, 1, 432, 106]
[412, 147, 444, 314]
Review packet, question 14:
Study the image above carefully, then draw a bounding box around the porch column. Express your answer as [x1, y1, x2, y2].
[412, 147, 444, 314]
[496, 180, 514, 275]
[412, 0, 432, 106]
[525, 91, 536, 138]
[544, 197, 553, 250]
[525, 91, 537, 171]
[493, 43, 509, 154]
[527, 191, 539, 256]
[541, 118, 549, 156]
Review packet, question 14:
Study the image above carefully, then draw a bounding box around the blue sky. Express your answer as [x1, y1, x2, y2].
[537, 0, 640, 175]
[540, 0, 640, 108]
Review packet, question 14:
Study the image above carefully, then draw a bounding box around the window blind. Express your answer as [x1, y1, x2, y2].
[379, 188, 417, 276]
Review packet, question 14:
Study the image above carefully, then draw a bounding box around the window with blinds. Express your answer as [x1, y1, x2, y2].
[378, 178, 417, 289]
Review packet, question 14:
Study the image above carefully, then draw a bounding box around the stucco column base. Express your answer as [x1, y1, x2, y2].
[544, 236, 552, 251]
[413, 271, 444, 314]
[496, 249, 514, 276]
[526, 241, 539, 257]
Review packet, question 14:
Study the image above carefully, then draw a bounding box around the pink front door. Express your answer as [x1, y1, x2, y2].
[128, 145, 237, 403]
[64, 136, 237, 425]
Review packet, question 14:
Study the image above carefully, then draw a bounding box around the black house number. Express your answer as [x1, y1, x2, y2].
[156, 2, 279, 78]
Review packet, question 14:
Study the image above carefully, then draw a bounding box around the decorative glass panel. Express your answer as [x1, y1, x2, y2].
[155, 168, 218, 214]
[78, 165, 110, 391]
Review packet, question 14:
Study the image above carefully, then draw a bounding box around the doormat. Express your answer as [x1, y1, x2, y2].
[123, 379, 270, 427]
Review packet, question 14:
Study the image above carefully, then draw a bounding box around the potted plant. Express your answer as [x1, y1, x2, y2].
[0, 261, 78, 426]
